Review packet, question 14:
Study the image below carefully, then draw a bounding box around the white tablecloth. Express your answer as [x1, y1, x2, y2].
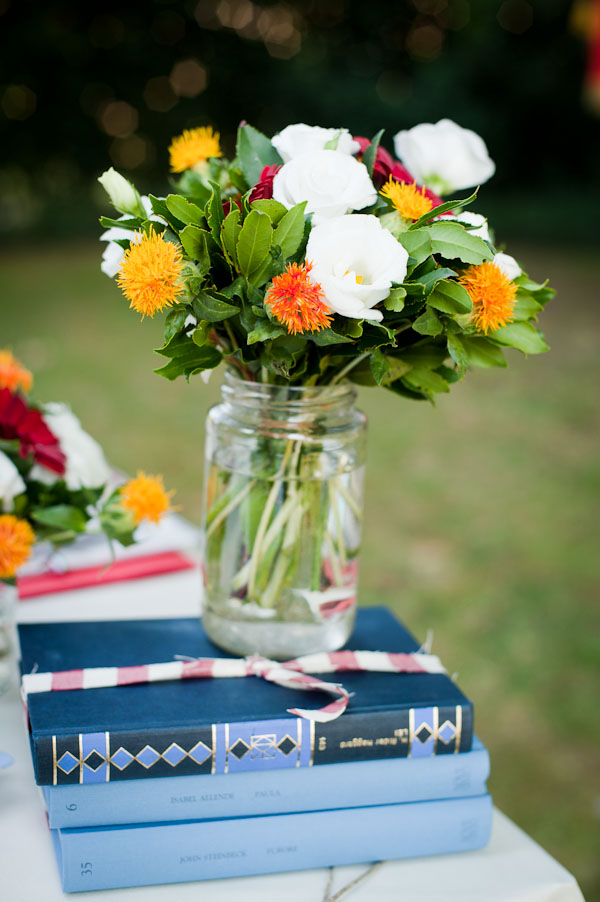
[0, 561, 585, 901]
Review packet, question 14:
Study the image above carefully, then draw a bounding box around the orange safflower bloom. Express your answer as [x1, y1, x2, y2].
[459, 261, 517, 334]
[120, 472, 173, 525]
[0, 350, 33, 393]
[265, 262, 332, 335]
[169, 127, 222, 173]
[117, 229, 184, 318]
[0, 514, 35, 579]
[380, 177, 433, 221]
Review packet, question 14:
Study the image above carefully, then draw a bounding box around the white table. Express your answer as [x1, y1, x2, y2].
[0, 565, 585, 901]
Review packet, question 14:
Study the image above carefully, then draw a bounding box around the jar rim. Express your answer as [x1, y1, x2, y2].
[222, 369, 357, 406]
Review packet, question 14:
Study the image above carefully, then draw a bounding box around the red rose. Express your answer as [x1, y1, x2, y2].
[222, 199, 242, 217]
[0, 389, 66, 474]
[249, 164, 281, 203]
[353, 137, 443, 207]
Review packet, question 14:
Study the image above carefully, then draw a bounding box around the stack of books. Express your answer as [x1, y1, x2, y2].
[18, 607, 492, 893]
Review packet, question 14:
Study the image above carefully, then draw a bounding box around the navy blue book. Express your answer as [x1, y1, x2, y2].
[18, 607, 473, 787]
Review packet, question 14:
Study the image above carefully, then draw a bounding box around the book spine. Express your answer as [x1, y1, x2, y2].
[55, 794, 493, 892]
[35, 702, 473, 785]
[44, 741, 489, 828]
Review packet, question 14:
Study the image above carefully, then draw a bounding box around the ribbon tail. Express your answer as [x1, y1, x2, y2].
[261, 667, 353, 723]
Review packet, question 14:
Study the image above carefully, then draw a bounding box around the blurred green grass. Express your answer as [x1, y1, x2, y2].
[2, 242, 599, 899]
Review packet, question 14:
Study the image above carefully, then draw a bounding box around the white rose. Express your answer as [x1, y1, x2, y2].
[272, 124, 360, 162]
[273, 150, 377, 223]
[98, 167, 145, 217]
[29, 404, 112, 490]
[0, 451, 26, 512]
[455, 211, 490, 242]
[393, 119, 495, 194]
[100, 196, 159, 278]
[306, 214, 408, 322]
[493, 252, 522, 280]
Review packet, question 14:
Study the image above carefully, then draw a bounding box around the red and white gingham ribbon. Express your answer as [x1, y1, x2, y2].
[20, 650, 446, 723]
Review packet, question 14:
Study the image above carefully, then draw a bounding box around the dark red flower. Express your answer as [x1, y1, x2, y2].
[0, 389, 66, 474]
[222, 198, 242, 217]
[249, 164, 281, 203]
[354, 136, 443, 207]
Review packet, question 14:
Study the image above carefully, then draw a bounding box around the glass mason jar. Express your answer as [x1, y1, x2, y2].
[201, 371, 367, 659]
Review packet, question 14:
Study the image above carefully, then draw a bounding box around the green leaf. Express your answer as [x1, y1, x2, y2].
[179, 225, 208, 261]
[398, 229, 432, 267]
[32, 504, 88, 533]
[490, 322, 549, 354]
[247, 320, 287, 344]
[362, 129, 384, 179]
[154, 330, 222, 380]
[513, 293, 543, 321]
[428, 279, 472, 314]
[414, 267, 457, 293]
[164, 307, 189, 342]
[459, 336, 507, 368]
[207, 182, 224, 246]
[428, 221, 493, 264]
[413, 308, 443, 336]
[99, 215, 143, 231]
[148, 194, 177, 224]
[384, 287, 406, 312]
[369, 348, 389, 385]
[408, 190, 478, 230]
[403, 367, 450, 394]
[307, 327, 354, 346]
[165, 194, 205, 226]
[221, 207, 241, 267]
[446, 333, 469, 375]
[398, 343, 447, 369]
[192, 322, 209, 346]
[273, 202, 307, 260]
[236, 124, 283, 186]
[251, 199, 288, 223]
[237, 209, 272, 277]
[191, 290, 239, 322]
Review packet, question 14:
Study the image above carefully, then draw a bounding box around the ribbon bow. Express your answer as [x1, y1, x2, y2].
[21, 649, 446, 723]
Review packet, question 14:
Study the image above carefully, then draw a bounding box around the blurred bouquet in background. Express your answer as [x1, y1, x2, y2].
[0, 350, 173, 582]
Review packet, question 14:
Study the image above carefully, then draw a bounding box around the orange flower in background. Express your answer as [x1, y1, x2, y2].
[169, 126, 222, 173]
[266, 262, 332, 335]
[0, 514, 35, 579]
[380, 177, 433, 221]
[459, 261, 517, 334]
[117, 229, 184, 318]
[0, 350, 33, 394]
[120, 472, 173, 525]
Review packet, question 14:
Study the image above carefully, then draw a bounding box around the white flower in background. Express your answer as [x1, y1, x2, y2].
[29, 404, 112, 490]
[100, 196, 161, 278]
[455, 211, 490, 242]
[273, 150, 377, 223]
[98, 167, 145, 217]
[493, 252, 522, 280]
[306, 214, 408, 321]
[393, 119, 495, 194]
[272, 124, 360, 162]
[0, 451, 26, 511]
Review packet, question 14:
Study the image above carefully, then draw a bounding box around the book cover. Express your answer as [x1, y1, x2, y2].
[18, 607, 474, 786]
[52, 794, 493, 893]
[44, 736, 489, 828]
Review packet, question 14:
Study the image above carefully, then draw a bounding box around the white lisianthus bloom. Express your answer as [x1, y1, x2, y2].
[393, 119, 495, 194]
[0, 451, 26, 512]
[493, 252, 522, 280]
[273, 150, 376, 223]
[100, 196, 161, 277]
[306, 214, 408, 322]
[29, 404, 112, 491]
[98, 167, 146, 217]
[455, 211, 490, 242]
[272, 124, 360, 162]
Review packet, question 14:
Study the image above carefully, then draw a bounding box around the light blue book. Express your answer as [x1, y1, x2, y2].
[52, 794, 493, 892]
[44, 736, 489, 829]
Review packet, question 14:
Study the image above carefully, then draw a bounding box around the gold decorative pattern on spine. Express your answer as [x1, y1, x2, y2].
[224, 723, 230, 774]
[79, 734, 83, 785]
[309, 721, 315, 766]
[52, 735, 57, 786]
[408, 709, 414, 758]
[433, 706, 439, 755]
[105, 731, 110, 782]
[296, 718, 302, 767]
[454, 706, 462, 754]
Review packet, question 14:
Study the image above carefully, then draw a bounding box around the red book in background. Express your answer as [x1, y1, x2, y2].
[17, 551, 196, 600]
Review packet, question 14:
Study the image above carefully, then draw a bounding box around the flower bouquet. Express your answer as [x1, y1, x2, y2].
[0, 350, 173, 583]
[98, 119, 553, 657]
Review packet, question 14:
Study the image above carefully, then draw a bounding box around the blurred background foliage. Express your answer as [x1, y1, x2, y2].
[1, 0, 599, 243]
[1, 1, 599, 899]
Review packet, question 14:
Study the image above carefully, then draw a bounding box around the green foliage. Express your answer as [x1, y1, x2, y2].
[236, 124, 283, 186]
[427, 221, 493, 264]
